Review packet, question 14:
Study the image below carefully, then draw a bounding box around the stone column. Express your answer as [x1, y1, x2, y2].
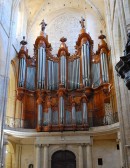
[86, 144, 93, 168]
[43, 145, 49, 168]
[15, 144, 22, 168]
[78, 145, 83, 168]
[2, 137, 8, 168]
[35, 144, 41, 168]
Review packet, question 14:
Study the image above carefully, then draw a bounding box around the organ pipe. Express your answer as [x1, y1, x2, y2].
[59, 96, 64, 124]
[51, 61, 54, 90]
[82, 102, 87, 124]
[37, 47, 46, 89]
[81, 45, 85, 85]
[101, 53, 109, 83]
[38, 104, 43, 126]
[54, 62, 59, 89]
[47, 99, 52, 125]
[18, 58, 26, 87]
[81, 42, 91, 87]
[48, 107, 52, 125]
[60, 56, 66, 87]
[72, 104, 76, 124]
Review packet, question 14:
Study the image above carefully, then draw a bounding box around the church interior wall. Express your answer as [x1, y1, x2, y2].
[93, 139, 120, 168]
[4, 132, 121, 168]
[104, 0, 130, 166]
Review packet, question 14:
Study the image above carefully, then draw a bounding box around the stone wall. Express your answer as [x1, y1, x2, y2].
[0, 0, 28, 165]
[10, 132, 121, 168]
[105, 0, 130, 167]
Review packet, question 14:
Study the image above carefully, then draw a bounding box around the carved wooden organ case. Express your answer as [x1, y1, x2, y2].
[17, 20, 111, 132]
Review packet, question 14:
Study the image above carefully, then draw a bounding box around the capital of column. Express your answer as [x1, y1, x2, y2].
[35, 144, 42, 148]
[42, 144, 49, 148]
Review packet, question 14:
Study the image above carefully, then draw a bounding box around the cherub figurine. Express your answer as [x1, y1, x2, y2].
[80, 17, 85, 29]
[40, 19, 47, 32]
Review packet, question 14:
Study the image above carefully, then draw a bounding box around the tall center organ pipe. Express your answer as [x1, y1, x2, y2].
[81, 42, 91, 87]
[37, 46, 46, 89]
[59, 96, 64, 124]
[100, 53, 109, 83]
[18, 57, 26, 87]
[60, 56, 66, 87]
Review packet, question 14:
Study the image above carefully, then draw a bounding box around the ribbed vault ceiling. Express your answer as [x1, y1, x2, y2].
[24, 0, 106, 32]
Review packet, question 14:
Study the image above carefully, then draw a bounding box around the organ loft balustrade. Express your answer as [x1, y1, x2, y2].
[6, 18, 118, 131]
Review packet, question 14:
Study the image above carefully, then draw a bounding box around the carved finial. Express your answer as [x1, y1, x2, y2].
[80, 17, 85, 29]
[60, 37, 67, 43]
[98, 30, 106, 39]
[20, 36, 27, 45]
[40, 19, 47, 32]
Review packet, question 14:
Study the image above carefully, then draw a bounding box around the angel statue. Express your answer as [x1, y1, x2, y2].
[80, 17, 85, 29]
[40, 19, 47, 32]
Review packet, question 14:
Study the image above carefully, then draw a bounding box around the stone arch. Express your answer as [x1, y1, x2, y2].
[6, 61, 17, 119]
[5, 57, 23, 128]
[5, 140, 15, 168]
[49, 145, 79, 168]
[51, 150, 76, 168]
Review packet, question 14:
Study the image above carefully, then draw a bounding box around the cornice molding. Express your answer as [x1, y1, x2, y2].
[4, 122, 119, 138]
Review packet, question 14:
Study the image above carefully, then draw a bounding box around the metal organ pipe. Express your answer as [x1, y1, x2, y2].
[18, 59, 21, 87]
[83, 102, 88, 124]
[101, 53, 109, 82]
[81, 45, 85, 85]
[87, 43, 90, 86]
[51, 61, 54, 90]
[48, 60, 51, 90]
[48, 107, 52, 125]
[64, 57, 66, 86]
[60, 56, 66, 87]
[38, 104, 43, 126]
[68, 58, 80, 89]
[42, 47, 46, 88]
[37, 48, 41, 88]
[82, 42, 91, 87]
[83, 44, 87, 86]
[37, 47, 46, 89]
[69, 61, 72, 89]
[75, 59, 78, 89]
[72, 60, 75, 89]
[77, 58, 80, 88]
[54, 62, 58, 90]
[18, 57, 26, 87]
[72, 105, 76, 124]
[59, 96, 64, 124]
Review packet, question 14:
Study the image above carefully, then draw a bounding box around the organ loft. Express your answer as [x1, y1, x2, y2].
[17, 18, 112, 132]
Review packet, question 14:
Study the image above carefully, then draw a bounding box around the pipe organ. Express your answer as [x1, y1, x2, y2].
[17, 18, 111, 131]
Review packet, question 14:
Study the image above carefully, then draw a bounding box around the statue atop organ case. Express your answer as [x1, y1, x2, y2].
[17, 18, 111, 132]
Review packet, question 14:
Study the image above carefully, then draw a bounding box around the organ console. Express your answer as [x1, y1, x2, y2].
[17, 18, 111, 132]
